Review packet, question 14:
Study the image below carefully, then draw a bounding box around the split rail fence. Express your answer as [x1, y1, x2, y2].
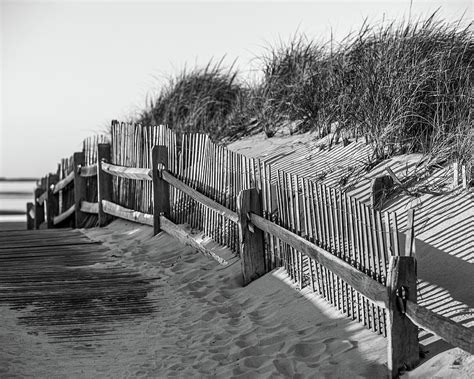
[27, 121, 473, 377]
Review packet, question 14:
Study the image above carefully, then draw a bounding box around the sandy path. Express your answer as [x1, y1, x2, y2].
[1, 220, 472, 377]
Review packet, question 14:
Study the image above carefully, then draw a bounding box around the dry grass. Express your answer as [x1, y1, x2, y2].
[136, 14, 473, 166]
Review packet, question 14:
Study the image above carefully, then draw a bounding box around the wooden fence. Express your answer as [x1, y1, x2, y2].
[27, 121, 473, 377]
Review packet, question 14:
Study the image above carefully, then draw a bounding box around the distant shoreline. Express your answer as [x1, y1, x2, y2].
[0, 178, 38, 182]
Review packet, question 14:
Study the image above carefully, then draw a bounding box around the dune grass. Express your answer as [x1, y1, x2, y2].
[137, 14, 473, 166]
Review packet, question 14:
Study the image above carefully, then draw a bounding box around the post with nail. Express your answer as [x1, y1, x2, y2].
[237, 188, 266, 286]
[387, 256, 419, 377]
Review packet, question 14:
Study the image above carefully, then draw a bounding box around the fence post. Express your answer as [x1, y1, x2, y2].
[152, 145, 170, 235]
[46, 173, 59, 228]
[405, 208, 415, 257]
[387, 256, 419, 377]
[34, 186, 45, 229]
[237, 188, 266, 286]
[26, 202, 34, 230]
[73, 151, 87, 228]
[97, 143, 113, 227]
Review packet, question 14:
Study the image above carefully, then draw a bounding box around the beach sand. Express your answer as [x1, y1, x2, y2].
[1, 219, 472, 377]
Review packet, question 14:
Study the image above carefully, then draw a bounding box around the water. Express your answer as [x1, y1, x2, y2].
[0, 180, 37, 228]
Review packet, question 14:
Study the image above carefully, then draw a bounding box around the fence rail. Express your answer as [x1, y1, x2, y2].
[27, 121, 473, 377]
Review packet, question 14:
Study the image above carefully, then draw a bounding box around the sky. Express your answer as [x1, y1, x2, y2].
[1, 0, 471, 178]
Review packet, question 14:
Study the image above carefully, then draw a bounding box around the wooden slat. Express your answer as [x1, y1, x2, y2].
[53, 171, 75, 194]
[162, 170, 238, 224]
[249, 213, 389, 308]
[102, 200, 153, 226]
[80, 201, 99, 214]
[53, 204, 75, 225]
[101, 162, 152, 181]
[405, 301, 473, 354]
[37, 190, 48, 206]
[80, 164, 97, 177]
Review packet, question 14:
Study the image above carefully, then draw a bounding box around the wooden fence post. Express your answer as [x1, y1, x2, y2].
[34, 186, 45, 229]
[73, 151, 87, 228]
[387, 256, 419, 377]
[405, 209, 415, 257]
[46, 173, 59, 229]
[97, 143, 113, 227]
[26, 202, 34, 230]
[152, 145, 170, 235]
[237, 188, 266, 286]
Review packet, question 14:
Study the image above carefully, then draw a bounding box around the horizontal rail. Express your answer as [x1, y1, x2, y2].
[101, 162, 152, 181]
[36, 191, 48, 206]
[249, 213, 389, 308]
[406, 300, 473, 354]
[53, 204, 75, 225]
[162, 170, 239, 224]
[80, 201, 99, 214]
[102, 199, 153, 226]
[53, 171, 75, 194]
[80, 164, 97, 177]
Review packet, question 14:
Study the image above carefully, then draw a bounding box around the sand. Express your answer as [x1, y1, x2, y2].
[1, 219, 471, 377]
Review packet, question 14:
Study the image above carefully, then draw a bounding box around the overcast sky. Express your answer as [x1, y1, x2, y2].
[1, 0, 471, 178]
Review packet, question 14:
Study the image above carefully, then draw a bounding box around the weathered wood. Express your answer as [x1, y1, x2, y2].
[162, 170, 238, 224]
[152, 146, 170, 235]
[53, 204, 75, 226]
[159, 216, 229, 266]
[37, 190, 48, 206]
[46, 174, 59, 229]
[405, 300, 473, 354]
[73, 152, 87, 228]
[101, 199, 153, 226]
[250, 212, 389, 308]
[371, 175, 394, 210]
[80, 201, 99, 214]
[101, 162, 152, 181]
[385, 166, 402, 186]
[52, 171, 75, 194]
[387, 256, 419, 377]
[97, 143, 113, 226]
[34, 188, 45, 229]
[79, 164, 97, 177]
[405, 209, 415, 257]
[238, 189, 266, 286]
[26, 202, 34, 230]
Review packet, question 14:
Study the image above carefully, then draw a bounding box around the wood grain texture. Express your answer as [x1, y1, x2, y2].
[386, 256, 419, 377]
[34, 187, 45, 229]
[162, 170, 238, 224]
[101, 162, 152, 181]
[102, 200, 153, 226]
[97, 144, 113, 226]
[79, 164, 97, 178]
[53, 204, 75, 226]
[80, 201, 99, 215]
[73, 152, 87, 228]
[237, 189, 266, 286]
[249, 213, 389, 308]
[52, 171, 75, 194]
[406, 300, 473, 354]
[46, 174, 59, 229]
[152, 146, 170, 235]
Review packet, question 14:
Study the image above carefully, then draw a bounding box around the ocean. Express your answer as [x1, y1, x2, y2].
[0, 180, 37, 230]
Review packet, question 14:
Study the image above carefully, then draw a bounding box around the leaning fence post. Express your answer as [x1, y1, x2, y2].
[26, 202, 34, 230]
[34, 186, 45, 229]
[73, 151, 87, 228]
[387, 256, 419, 377]
[97, 143, 113, 227]
[46, 173, 59, 228]
[152, 145, 170, 235]
[237, 188, 266, 286]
